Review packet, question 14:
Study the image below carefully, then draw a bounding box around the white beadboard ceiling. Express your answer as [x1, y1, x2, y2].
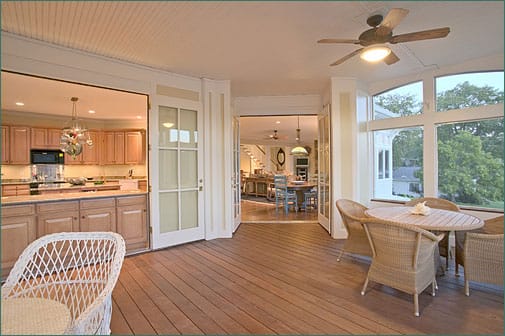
[1, 1, 503, 137]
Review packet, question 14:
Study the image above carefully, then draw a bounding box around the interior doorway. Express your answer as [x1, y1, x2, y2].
[239, 115, 319, 223]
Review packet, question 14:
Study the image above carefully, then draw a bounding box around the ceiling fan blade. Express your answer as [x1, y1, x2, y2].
[377, 8, 409, 35]
[383, 50, 400, 65]
[330, 48, 364, 66]
[390, 27, 450, 44]
[317, 38, 361, 44]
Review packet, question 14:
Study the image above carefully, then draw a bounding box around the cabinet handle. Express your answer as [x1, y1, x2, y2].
[82, 216, 85, 219]
[74, 217, 78, 220]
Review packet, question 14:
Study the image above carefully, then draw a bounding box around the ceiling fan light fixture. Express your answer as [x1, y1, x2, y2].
[360, 45, 391, 62]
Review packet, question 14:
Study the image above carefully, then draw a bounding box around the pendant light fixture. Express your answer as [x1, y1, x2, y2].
[60, 97, 93, 159]
[290, 115, 309, 156]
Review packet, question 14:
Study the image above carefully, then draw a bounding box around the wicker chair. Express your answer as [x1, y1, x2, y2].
[405, 197, 460, 270]
[361, 218, 444, 317]
[463, 231, 504, 296]
[335, 199, 372, 261]
[1, 232, 126, 335]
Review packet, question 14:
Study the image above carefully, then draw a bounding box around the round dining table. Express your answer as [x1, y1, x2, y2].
[287, 182, 316, 210]
[365, 206, 484, 231]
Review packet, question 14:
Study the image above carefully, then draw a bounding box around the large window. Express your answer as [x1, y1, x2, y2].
[370, 71, 504, 210]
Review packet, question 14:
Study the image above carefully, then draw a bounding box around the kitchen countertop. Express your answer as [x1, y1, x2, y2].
[1, 189, 148, 205]
[1, 177, 147, 185]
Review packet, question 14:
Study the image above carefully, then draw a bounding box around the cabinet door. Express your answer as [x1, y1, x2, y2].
[125, 131, 144, 164]
[64, 151, 83, 164]
[31, 128, 47, 148]
[1, 126, 9, 164]
[117, 198, 148, 252]
[82, 131, 100, 164]
[37, 212, 80, 236]
[9, 126, 30, 164]
[1, 215, 36, 277]
[47, 129, 63, 149]
[103, 132, 125, 164]
[80, 207, 116, 232]
[114, 132, 125, 164]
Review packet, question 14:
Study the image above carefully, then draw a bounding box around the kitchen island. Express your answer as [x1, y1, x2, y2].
[1, 189, 149, 279]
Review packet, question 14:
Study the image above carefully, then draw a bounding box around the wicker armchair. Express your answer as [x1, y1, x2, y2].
[405, 197, 460, 270]
[335, 199, 372, 261]
[361, 218, 444, 316]
[463, 232, 504, 296]
[1, 232, 126, 335]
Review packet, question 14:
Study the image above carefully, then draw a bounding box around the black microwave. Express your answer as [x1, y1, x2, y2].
[30, 150, 65, 164]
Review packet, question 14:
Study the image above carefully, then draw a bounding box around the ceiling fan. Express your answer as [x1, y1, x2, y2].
[318, 8, 450, 66]
[264, 130, 287, 141]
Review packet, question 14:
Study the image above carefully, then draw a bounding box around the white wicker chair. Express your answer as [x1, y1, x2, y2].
[1, 232, 126, 335]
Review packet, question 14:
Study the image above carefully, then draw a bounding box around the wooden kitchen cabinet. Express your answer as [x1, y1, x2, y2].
[125, 130, 145, 164]
[31, 128, 61, 149]
[1, 125, 9, 164]
[116, 195, 148, 253]
[1, 204, 36, 278]
[80, 197, 117, 232]
[2, 184, 30, 196]
[102, 131, 125, 164]
[36, 201, 80, 237]
[64, 130, 100, 165]
[8, 126, 30, 164]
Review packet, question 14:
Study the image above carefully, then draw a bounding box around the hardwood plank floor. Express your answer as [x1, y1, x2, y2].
[241, 199, 318, 222]
[112, 222, 503, 335]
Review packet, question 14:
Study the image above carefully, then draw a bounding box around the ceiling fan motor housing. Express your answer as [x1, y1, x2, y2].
[358, 28, 393, 46]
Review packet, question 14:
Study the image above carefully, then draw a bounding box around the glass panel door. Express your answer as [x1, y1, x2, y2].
[152, 102, 204, 249]
[232, 117, 241, 231]
[318, 105, 331, 233]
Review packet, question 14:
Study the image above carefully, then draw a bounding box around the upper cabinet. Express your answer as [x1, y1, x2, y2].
[102, 130, 145, 165]
[64, 130, 100, 165]
[125, 130, 145, 164]
[31, 128, 61, 149]
[102, 131, 125, 165]
[7, 126, 30, 164]
[1, 126, 9, 164]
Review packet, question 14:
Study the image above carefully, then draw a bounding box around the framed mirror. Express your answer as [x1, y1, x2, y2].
[277, 148, 285, 166]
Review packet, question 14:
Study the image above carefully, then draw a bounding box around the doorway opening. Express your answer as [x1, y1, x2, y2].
[239, 115, 318, 223]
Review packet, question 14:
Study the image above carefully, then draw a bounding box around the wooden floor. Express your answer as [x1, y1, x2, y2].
[111, 222, 503, 335]
[241, 199, 318, 222]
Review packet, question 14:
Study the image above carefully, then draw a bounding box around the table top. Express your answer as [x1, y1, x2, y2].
[287, 182, 316, 189]
[1, 297, 71, 335]
[365, 206, 484, 231]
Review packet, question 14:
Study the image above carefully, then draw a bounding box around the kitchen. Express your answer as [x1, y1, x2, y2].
[1, 71, 150, 277]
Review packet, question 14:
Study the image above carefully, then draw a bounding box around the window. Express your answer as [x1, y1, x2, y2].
[369, 71, 504, 210]
[373, 81, 423, 119]
[437, 118, 504, 209]
[373, 127, 423, 200]
[436, 72, 504, 112]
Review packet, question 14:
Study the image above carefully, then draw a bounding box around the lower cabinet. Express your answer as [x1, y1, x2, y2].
[80, 198, 117, 232]
[117, 195, 148, 253]
[1, 204, 36, 277]
[37, 201, 80, 237]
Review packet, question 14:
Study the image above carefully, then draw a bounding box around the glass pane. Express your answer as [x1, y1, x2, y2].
[159, 106, 178, 147]
[373, 127, 423, 200]
[437, 118, 504, 209]
[436, 72, 504, 112]
[159, 149, 178, 189]
[373, 81, 423, 119]
[180, 150, 197, 188]
[181, 191, 198, 229]
[180, 109, 197, 148]
[159, 192, 179, 233]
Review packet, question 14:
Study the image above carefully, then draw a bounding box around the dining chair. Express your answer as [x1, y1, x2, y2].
[302, 189, 317, 211]
[361, 218, 444, 316]
[455, 215, 504, 281]
[463, 231, 504, 296]
[335, 199, 372, 261]
[405, 197, 460, 271]
[1, 232, 126, 335]
[274, 175, 298, 214]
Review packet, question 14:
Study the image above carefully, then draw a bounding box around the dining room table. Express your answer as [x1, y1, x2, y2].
[365, 205, 484, 275]
[287, 181, 316, 211]
[1, 297, 71, 335]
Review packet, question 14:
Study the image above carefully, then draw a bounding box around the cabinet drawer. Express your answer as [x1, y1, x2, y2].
[80, 197, 116, 210]
[37, 201, 79, 213]
[1, 204, 36, 217]
[117, 195, 147, 207]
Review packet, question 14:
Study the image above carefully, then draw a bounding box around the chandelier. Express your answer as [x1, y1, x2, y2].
[60, 97, 93, 158]
[290, 115, 309, 156]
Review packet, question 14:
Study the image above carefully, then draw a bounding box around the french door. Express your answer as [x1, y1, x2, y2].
[151, 97, 204, 249]
[318, 104, 331, 233]
[232, 116, 241, 232]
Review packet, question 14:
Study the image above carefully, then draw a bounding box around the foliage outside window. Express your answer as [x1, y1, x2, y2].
[436, 72, 504, 112]
[373, 81, 423, 119]
[437, 118, 504, 209]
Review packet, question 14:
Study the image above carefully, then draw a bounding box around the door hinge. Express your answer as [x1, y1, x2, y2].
[149, 226, 152, 233]
[148, 185, 152, 192]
